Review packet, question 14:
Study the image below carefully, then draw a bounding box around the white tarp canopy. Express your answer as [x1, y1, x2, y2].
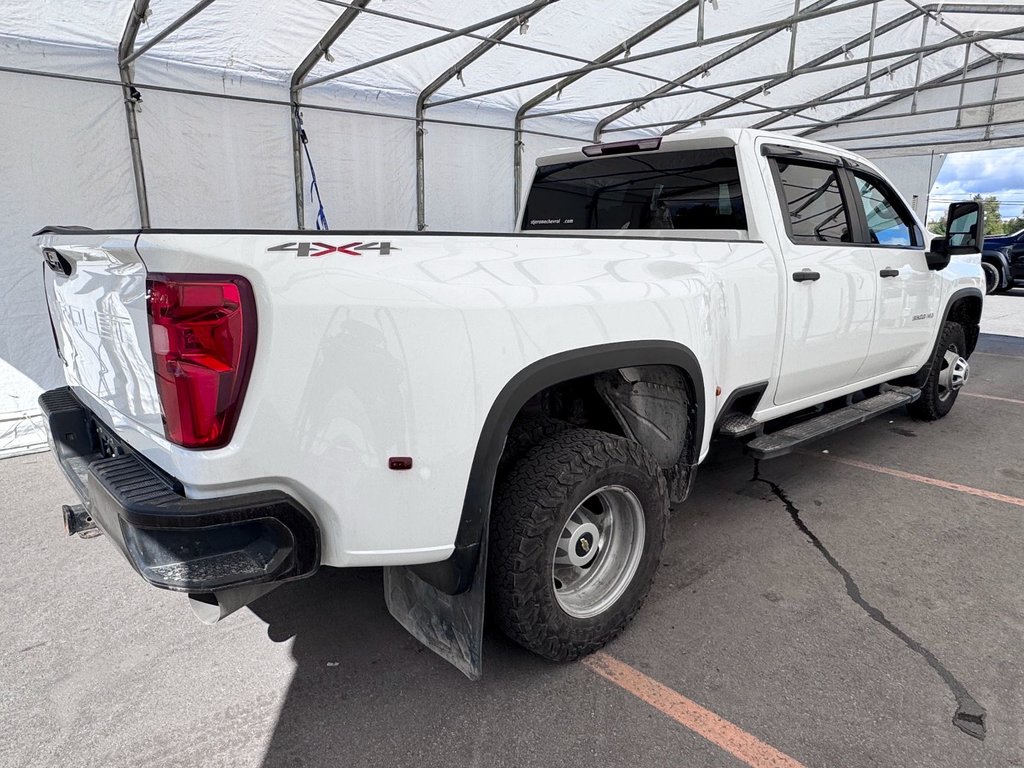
[3, 0, 1024, 454]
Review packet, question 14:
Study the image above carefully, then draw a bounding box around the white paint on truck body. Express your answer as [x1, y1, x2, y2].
[37, 128, 983, 568]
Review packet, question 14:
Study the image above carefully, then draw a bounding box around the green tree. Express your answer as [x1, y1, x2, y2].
[927, 216, 947, 236]
[973, 194, 1004, 236]
[1003, 208, 1024, 235]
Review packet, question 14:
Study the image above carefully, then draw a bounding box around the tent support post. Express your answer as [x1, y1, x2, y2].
[512, 1, 700, 220]
[984, 58, 1003, 140]
[289, 0, 370, 230]
[416, 0, 548, 231]
[955, 42, 973, 127]
[118, 0, 152, 229]
[910, 15, 930, 113]
[787, 0, 801, 72]
[864, 2, 879, 94]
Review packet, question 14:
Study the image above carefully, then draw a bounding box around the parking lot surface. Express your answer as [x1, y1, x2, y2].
[2, 295, 1022, 768]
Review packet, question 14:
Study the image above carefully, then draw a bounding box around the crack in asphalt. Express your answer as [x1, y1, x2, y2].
[751, 460, 987, 740]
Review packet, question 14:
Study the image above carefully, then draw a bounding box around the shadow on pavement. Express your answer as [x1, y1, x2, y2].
[248, 567, 576, 768]
[246, 444, 754, 768]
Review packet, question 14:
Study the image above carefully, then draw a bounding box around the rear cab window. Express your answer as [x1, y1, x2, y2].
[773, 160, 852, 244]
[522, 147, 748, 235]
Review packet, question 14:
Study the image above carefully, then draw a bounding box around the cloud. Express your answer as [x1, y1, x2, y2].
[928, 147, 1024, 221]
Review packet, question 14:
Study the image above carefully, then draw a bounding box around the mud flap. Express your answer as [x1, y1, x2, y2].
[383, 525, 487, 681]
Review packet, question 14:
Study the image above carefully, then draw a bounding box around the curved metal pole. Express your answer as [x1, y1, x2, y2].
[301, 1, 556, 91]
[793, 54, 1001, 136]
[121, 0, 216, 66]
[594, 0, 842, 140]
[595, 63, 1009, 134]
[429, 0, 882, 111]
[118, 0, 151, 228]
[512, 1, 700, 219]
[416, 0, 551, 231]
[289, 0, 371, 229]
[661, 7, 920, 135]
[519, 22, 1022, 129]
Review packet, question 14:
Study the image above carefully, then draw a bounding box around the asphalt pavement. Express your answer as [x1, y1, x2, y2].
[2, 291, 1022, 768]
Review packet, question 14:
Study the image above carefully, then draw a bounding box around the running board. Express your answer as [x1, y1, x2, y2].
[746, 387, 921, 460]
[718, 413, 760, 437]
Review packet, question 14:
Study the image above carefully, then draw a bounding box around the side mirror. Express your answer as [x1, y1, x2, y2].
[927, 201, 983, 271]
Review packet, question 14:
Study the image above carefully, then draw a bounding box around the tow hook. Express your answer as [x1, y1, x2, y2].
[63, 504, 99, 538]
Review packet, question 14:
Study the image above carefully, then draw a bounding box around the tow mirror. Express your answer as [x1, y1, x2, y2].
[927, 201, 983, 271]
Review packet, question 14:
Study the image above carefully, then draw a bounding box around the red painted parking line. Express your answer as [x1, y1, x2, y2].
[805, 452, 1024, 509]
[584, 652, 805, 768]
[962, 392, 1024, 406]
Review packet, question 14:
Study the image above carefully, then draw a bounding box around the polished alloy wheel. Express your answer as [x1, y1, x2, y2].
[552, 484, 646, 619]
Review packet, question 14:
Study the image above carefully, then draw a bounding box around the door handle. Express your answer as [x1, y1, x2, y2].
[792, 270, 821, 282]
[879, 268, 900, 278]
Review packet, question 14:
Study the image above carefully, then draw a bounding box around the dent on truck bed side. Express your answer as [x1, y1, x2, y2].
[410, 340, 705, 595]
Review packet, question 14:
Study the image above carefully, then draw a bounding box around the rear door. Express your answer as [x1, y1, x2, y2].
[847, 170, 941, 376]
[765, 149, 877, 405]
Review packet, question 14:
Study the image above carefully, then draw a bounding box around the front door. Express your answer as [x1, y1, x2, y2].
[768, 156, 878, 406]
[850, 172, 942, 376]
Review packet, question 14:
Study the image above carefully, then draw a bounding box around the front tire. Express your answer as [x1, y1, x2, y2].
[981, 262, 1000, 294]
[909, 321, 968, 421]
[489, 429, 668, 661]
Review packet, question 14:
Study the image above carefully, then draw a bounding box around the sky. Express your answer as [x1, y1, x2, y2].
[928, 146, 1024, 224]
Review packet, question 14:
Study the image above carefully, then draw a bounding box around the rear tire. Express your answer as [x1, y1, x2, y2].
[489, 429, 668, 662]
[497, 415, 571, 476]
[909, 321, 967, 421]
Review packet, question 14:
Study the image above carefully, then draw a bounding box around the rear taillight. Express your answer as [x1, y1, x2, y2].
[146, 274, 256, 449]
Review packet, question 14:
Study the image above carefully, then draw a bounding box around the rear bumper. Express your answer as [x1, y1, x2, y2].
[39, 387, 320, 593]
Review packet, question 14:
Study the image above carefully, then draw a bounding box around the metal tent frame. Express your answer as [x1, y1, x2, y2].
[84, 0, 1024, 228]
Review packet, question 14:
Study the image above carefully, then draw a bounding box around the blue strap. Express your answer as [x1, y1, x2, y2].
[295, 108, 329, 230]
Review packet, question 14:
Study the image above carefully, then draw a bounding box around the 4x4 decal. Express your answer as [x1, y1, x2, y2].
[268, 241, 400, 258]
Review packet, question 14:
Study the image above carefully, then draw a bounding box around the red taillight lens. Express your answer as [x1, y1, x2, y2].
[146, 274, 256, 449]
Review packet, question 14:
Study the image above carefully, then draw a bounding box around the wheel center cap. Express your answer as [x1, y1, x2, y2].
[567, 523, 600, 567]
[576, 533, 593, 557]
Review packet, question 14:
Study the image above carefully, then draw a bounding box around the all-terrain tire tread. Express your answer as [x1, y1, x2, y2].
[489, 428, 668, 662]
[909, 321, 966, 421]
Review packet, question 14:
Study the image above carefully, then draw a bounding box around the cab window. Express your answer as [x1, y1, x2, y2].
[854, 174, 920, 248]
[522, 148, 747, 232]
[774, 160, 852, 243]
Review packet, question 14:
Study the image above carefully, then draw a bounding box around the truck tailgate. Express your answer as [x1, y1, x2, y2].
[40, 233, 164, 437]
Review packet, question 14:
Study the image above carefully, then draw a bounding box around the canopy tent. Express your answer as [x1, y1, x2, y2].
[3, 0, 1023, 455]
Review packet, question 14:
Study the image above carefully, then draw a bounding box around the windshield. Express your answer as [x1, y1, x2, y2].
[522, 147, 747, 232]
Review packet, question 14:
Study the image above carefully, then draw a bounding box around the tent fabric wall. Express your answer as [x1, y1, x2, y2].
[3, 1, 1024, 456]
[0, 68, 136, 456]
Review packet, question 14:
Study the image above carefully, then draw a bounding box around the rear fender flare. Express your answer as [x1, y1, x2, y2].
[412, 341, 706, 594]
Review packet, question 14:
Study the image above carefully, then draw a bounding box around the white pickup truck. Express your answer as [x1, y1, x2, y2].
[36, 128, 983, 678]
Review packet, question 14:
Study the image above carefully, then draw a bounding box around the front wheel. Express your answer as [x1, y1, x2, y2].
[489, 429, 668, 661]
[909, 321, 969, 421]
